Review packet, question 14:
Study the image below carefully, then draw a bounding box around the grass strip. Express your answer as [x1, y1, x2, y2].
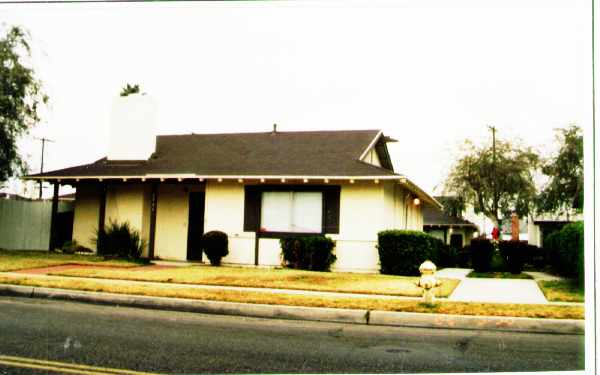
[0, 250, 142, 272]
[50, 265, 460, 297]
[537, 280, 584, 303]
[0, 275, 583, 320]
[468, 271, 533, 279]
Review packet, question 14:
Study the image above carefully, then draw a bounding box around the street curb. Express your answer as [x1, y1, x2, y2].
[0, 284, 367, 325]
[0, 284, 583, 335]
[369, 310, 584, 335]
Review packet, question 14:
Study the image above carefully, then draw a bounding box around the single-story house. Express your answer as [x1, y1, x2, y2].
[24, 94, 440, 273]
[423, 196, 479, 248]
[527, 212, 583, 248]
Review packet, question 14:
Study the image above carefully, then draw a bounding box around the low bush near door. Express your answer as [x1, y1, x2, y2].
[280, 236, 336, 271]
[201, 231, 229, 266]
[94, 220, 146, 259]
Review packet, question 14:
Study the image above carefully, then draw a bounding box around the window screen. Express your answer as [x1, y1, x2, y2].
[261, 191, 322, 233]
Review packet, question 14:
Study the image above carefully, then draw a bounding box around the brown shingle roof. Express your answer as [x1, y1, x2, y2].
[423, 203, 479, 229]
[29, 130, 399, 178]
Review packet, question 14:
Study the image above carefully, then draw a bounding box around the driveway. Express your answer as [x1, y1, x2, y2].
[449, 278, 548, 304]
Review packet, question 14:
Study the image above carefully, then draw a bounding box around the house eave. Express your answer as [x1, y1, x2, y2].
[23, 174, 409, 182]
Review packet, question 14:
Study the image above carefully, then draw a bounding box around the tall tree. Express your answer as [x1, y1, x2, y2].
[444, 136, 539, 228]
[0, 26, 47, 183]
[536, 124, 583, 217]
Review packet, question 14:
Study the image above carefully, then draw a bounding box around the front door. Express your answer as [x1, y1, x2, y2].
[186, 192, 205, 261]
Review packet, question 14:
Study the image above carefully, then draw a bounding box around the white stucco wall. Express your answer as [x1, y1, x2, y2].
[70, 179, 427, 273]
[154, 184, 191, 260]
[105, 185, 146, 233]
[204, 180, 256, 265]
[72, 185, 100, 250]
[328, 182, 384, 272]
[381, 182, 423, 231]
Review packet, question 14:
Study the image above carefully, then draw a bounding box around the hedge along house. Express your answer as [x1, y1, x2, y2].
[25, 94, 440, 273]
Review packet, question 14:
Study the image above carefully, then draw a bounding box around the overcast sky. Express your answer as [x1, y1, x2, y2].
[0, 0, 592, 197]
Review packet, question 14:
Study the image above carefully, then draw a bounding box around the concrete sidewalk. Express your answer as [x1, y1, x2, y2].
[449, 278, 548, 304]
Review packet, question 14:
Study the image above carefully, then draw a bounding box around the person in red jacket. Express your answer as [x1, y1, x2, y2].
[491, 226, 500, 240]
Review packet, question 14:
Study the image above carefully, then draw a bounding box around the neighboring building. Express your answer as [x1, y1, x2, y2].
[423, 196, 479, 248]
[24, 94, 439, 273]
[527, 212, 583, 248]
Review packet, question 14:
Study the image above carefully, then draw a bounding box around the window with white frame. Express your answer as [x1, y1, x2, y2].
[260, 191, 322, 233]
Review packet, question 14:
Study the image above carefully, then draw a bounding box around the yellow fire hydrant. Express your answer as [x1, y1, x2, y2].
[416, 260, 442, 305]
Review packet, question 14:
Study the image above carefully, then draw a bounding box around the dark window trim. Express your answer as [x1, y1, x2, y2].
[258, 231, 325, 239]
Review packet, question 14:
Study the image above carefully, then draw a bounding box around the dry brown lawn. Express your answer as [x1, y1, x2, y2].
[51, 264, 460, 297]
[0, 275, 583, 320]
[0, 250, 140, 272]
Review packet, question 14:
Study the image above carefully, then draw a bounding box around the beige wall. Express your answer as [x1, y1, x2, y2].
[330, 182, 384, 272]
[382, 182, 423, 231]
[72, 185, 101, 250]
[70, 180, 427, 273]
[204, 180, 256, 265]
[105, 185, 146, 234]
[154, 184, 198, 261]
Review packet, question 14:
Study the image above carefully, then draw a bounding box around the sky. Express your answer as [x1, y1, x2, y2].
[0, 0, 592, 198]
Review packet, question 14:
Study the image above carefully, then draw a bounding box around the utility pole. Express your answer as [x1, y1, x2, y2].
[35, 137, 54, 199]
[488, 125, 497, 229]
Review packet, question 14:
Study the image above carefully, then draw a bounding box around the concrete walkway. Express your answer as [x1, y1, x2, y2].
[449, 278, 548, 304]
[435, 268, 472, 280]
[523, 271, 566, 282]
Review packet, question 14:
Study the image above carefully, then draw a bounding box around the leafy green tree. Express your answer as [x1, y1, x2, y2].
[0, 26, 47, 183]
[437, 196, 466, 218]
[536, 124, 583, 217]
[444, 138, 539, 227]
[120, 83, 140, 97]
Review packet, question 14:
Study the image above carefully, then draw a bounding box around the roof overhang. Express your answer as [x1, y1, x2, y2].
[23, 174, 441, 208]
[397, 177, 442, 209]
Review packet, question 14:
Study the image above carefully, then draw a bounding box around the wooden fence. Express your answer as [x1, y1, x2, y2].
[0, 199, 73, 251]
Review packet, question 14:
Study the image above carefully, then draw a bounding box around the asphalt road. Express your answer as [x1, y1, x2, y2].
[0, 297, 585, 374]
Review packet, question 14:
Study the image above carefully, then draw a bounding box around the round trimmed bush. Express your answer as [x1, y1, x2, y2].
[201, 231, 229, 266]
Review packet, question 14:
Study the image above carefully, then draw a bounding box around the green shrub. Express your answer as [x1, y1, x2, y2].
[377, 230, 441, 276]
[555, 222, 584, 286]
[437, 242, 458, 268]
[280, 236, 336, 271]
[490, 251, 505, 271]
[498, 241, 525, 274]
[201, 231, 229, 266]
[467, 238, 495, 273]
[456, 246, 471, 267]
[94, 220, 145, 259]
[521, 244, 546, 269]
